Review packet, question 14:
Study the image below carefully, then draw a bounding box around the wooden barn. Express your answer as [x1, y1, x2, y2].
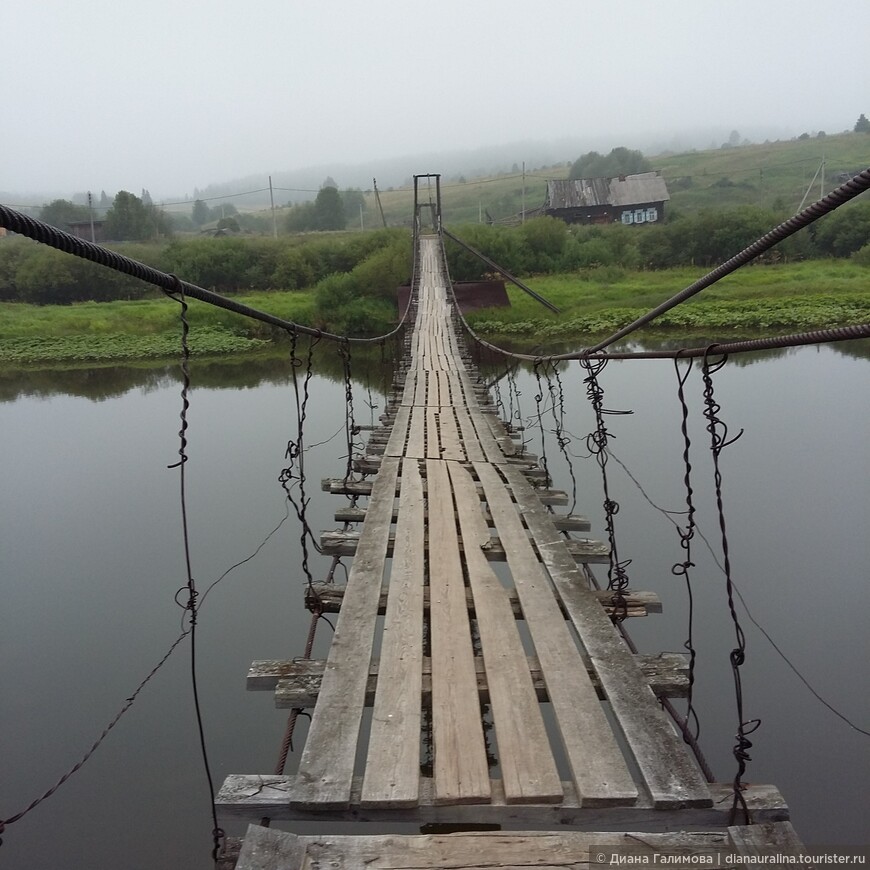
[67, 219, 107, 243]
[544, 171, 670, 225]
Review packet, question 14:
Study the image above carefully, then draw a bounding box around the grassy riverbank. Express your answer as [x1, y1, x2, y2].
[0, 259, 866, 364]
[0, 290, 316, 364]
[466, 260, 870, 340]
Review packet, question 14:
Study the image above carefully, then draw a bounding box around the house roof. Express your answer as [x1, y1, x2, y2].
[546, 172, 669, 210]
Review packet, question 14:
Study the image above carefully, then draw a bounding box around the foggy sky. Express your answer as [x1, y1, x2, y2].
[3, 0, 868, 201]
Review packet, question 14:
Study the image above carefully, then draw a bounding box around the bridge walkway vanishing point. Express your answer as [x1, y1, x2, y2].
[217, 236, 803, 868]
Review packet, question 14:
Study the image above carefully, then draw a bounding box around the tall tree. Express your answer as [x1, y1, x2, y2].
[312, 186, 346, 230]
[569, 147, 652, 180]
[191, 199, 210, 226]
[104, 191, 154, 240]
[854, 113, 870, 133]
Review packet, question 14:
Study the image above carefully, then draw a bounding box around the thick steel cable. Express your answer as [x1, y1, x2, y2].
[0, 203, 415, 345]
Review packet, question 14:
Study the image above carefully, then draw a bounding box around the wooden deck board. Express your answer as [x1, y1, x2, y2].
[427, 459, 491, 805]
[217, 777, 789, 827]
[499, 462, 713, 810]
[230, 824, 805, 870]
[448, 461, 563, 804]
[258, 652, 691, 706]
[287, 457, 400, 810]
[474, 462, 638, 807]
[361, 460, 425, 808]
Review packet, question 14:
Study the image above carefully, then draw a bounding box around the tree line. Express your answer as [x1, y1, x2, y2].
[3, 201, 866, 308]
[444, 203, 870, 281]
[0, 229, 409, 307]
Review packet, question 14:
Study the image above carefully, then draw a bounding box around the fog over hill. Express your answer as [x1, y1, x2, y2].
[2, 124, 818, 211]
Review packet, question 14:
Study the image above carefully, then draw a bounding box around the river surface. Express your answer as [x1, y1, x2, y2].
[1, 341, 868, 869]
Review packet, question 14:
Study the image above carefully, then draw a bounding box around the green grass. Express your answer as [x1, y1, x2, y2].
[466, 259, 870, 341]
[0, 290, 316, 364]
[1, 259, 866, 364]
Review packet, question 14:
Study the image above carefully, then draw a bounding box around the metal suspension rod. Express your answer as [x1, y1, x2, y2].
[442, 227, 561, 314]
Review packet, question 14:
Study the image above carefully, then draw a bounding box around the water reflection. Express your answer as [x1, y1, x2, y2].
[0, 337, 400, 403]
[0, 340, 867, 870]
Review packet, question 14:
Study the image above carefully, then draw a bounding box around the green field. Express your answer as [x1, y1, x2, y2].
[0, 291, 315, 364]
[466, 260, 870, 344]
[1, 259, 866, 364]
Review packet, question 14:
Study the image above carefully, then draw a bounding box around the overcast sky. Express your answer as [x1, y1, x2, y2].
[3, 0, 868, 200]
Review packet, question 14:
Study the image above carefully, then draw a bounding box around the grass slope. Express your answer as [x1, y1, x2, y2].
[364, 132, 869, 226]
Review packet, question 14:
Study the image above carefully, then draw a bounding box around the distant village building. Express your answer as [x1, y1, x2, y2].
[67, 219, 106, 242]
[544, 172, 670, 226]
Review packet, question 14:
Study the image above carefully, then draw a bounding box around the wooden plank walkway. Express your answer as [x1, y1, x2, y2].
[217, 234, 794, 862]
[226, 821, 808, 870]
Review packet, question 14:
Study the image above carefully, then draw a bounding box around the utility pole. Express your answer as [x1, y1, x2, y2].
[269, 175, 278, 239]
[373, 178, 387, 228]
[360, 203, 364, 231]
[87, 191, 96, 242]
[521, 161, 526, 224]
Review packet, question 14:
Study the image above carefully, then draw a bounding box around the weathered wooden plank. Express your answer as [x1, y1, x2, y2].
[448, 461, 562, 804]
[499, 462, 712, 810]
[427, 459, 491, 805]
[303, 582, 660, 620]
[467, 406, 508, 465]
[320, 529, 609, 563]
[334, 504, 591, 533]
[287, 456, 400, 810]
[235, 825, 306, 870]
[297, 829, 733, 870]
[437, 407, 465, 461]
[453, 404, 486, 463]
[321, 477, 569, 505]
[355, 453, 549, 480]
[729, 821, 807, 855]
[259, 652, 690, 706]
[413, 367, 427, 407]
[437, 368, 451, 406]
[383, 404, 411, 457]
[475, 461, 638, 807]
[426, 407, 439, 459]
[406, 406, 425, 459]
[361, 460, 424, 808]
[217, 777, 790, 828]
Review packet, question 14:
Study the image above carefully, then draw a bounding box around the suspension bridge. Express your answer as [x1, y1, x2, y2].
[213, 178, 812, 867]
[2, 170, 869, 868]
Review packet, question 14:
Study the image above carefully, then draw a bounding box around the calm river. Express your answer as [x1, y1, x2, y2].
[1, 340, 868, 868]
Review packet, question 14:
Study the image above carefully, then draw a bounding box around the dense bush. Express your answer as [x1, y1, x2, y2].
[313, 232, 412, 334]
[445, 202, 863, 278]
[811, 202, 870, 257]
[0, 228, 410, 305]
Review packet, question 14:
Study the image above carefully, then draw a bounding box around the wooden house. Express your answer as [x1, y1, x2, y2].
[544, 171, 670, 225]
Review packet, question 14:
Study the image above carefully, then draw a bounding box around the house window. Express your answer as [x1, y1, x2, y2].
[634, 209, 646, 224]
[645, 207, 659, 222]
[621, 211, 634, 225]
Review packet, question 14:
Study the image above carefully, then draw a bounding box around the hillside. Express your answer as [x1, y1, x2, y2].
[357, 131, 868, 228]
